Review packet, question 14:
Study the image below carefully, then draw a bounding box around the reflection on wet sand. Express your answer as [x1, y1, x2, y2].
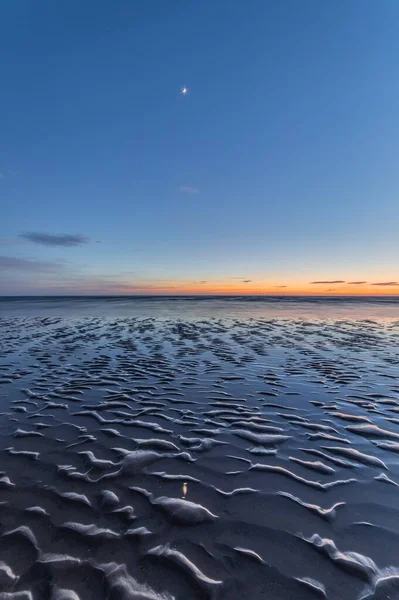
[0, 308, 399, 599]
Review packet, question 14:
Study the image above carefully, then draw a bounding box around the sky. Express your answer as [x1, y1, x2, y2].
[1, 0, 399, 296]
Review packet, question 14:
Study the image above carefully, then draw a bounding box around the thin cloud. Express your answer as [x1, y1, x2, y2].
[2, 277, 180, 295]
[372, 281, 399, 286]
[0, 255, 66, 272]
[310, 280, 345, 284]
[20, 232, 89, 247]
[242, 280, 252, 283]
[0, 238, 19, 247]
[348, 281, 367, 284]
[179, 185, 199, 195]
[276, 285, 287, 288]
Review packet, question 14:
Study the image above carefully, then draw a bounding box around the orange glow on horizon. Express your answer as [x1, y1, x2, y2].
[15, 277, 399, 296]
[68, 280, 399, 296]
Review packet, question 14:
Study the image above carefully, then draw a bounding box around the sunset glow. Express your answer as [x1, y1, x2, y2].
[4, 277, 398, 297]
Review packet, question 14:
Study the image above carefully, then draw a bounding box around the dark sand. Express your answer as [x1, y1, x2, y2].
[1, 297, 399, 599]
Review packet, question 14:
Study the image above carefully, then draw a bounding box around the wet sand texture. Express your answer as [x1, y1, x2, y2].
[0, 314, 399, 599]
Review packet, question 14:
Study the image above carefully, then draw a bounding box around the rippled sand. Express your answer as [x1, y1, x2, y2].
[1, 313, 399, 599]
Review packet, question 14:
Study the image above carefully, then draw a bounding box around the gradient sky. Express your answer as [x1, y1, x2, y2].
[1, 0, 399, 295]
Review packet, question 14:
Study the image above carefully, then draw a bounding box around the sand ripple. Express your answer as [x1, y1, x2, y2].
[0, 314, 399, 598]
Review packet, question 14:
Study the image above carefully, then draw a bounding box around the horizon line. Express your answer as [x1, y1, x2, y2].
[1, 293, 399, 299]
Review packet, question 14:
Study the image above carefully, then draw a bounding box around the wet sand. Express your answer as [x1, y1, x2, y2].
[1, 300, 399, 599]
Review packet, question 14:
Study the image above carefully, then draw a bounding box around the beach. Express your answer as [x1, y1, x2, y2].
[0, 296, 399, 599]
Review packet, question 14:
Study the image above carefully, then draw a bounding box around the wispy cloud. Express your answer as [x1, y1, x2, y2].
[310, 280, 345, 284]
[20, 232, 89, 247]
[372, 281, 399, 286]
[0, 255, 66, 272]
[276, 285, 287, 288]
[179, 185, 199, 195]
[0, 238, 19, 247]
[0, 276, 181, 295]
[348, 281, 367, 284]
[242, 279, 252, 283]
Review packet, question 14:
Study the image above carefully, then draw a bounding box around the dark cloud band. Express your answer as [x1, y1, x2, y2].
[20, 232, 89, 247]
[310, 280, 345, 284]
[372, 282, 398, 286]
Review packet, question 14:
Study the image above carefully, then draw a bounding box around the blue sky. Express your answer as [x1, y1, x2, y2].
[1, 0, 399, 294]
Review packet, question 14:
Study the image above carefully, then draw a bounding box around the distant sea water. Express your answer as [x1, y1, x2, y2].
[1, 294, 399, 320]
